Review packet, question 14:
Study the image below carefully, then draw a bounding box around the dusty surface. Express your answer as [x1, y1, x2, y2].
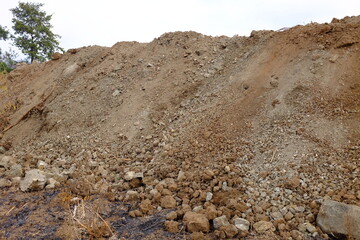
[0, 16, 359, 239]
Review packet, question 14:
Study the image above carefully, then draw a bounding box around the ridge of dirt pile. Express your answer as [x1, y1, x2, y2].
[0, 16, 359, 239]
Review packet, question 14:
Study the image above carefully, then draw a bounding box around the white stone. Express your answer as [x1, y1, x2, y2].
[20, 169, 47, 192]
[234, 217, 250, 231]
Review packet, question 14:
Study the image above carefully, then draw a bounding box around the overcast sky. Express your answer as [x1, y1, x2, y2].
[1, 0, 359, 52]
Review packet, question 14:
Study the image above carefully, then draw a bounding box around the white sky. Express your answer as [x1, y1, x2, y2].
[0, 0, 359, 52]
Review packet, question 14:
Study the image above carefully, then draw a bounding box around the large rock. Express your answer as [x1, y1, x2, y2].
[183, 211, 210, 233]
[20, 169, 47, 192]
[316, 199, 360, 239]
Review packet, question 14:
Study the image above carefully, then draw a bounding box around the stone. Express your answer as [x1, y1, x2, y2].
[37, 160, 48, 170]
[0, 178, 12, 188]
[189, 232, 207, 240]
[253, 221, 275, 233]
[271, 211, 283, 220]
[284, 211, 294, 220]
[220, 225, 238, 238]
[161, 195, 177, 208]
[205, 192, 213, 202]
[183, 212, 210, 233]
[0, 156, 16, 169]
[305, 223, 317, 233]
[112, 89, 121, 97]
[124, 171, 136, 181]
[20, 169, 47, 192]
[164, 220, 179, 233]
[213, 215, 230, 229]
[62, 63, 79, 77]
[166, 211, 177, 220]
[316, 199, 360, 239]
[0, 146, 6, 154]
[205, 205, 218, 220]
[51, 52, 62, 60]
[125, 190, 139, 201]
[234, 217, 250, 231]
[139, 199, 154, 214]
[284, 176, 300, 189]
[6, 164, 24, 178]
[45, 178, 60, 189]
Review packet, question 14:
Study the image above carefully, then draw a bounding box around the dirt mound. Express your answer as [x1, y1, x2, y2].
[0, 16, 359, 239]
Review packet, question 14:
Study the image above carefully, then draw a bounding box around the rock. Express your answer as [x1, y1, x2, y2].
[190, 232, 207, 240]
[0, 156, 16, 169]
[271, 211, 283, 220]
[234, 217, 250, 231]
[205, 205, 218, 220]
[316, 199, 360, 239]
[284, 211, 294, 220]
[6, 164, 24, 178]
[45, 178, 60, 189]
[124, 171, 136, 181]
[166, 211, 177, 220]
[124, 171, 143, 181]
[0, 178, 12, 188]
[205, 192, 213, 202]
[20, 169, 47, 192]
[62, 63, 79, 77]
[284, 176, 300, 189]
[112, 89, 121, 97]
[161, 195, 177, 208]
[125, 190, 139, 201]
[139, 199, 154, 214]
[183, 212, 210, 233]
[51, 52, 62, 60]
[213, 215, 230, 229]
[37, 160, 48, 170]
[220, 225, 238, 238]
[0, 146, 6, 154]
[164, 220, 179, 233]
[253, 221, 275, 233]
[305, 223, 317, 233]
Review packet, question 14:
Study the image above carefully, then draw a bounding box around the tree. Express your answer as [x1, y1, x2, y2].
[0, 25, 9, 40]
[11, 2, 63, 63]
[0, 25, 13, 72]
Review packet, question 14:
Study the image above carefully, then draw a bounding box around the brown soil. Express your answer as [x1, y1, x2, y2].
[0, 16, 359, 239]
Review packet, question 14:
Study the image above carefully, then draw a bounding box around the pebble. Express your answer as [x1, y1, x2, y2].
[164, 220, 179, 233]
[253, 221, 275, 233]
[161, 195, 177, 208]
[233, 217, 250, 231]
[206, 192, 213, 202]
[166, 211, 177, 220]
[213, 215, 230, 229]
[183, 211, 210, 233]
[0, 178, 12, 187]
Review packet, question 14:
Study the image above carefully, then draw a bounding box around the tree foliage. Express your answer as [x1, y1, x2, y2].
[11, 2, 63, 62]
[0, 25, 9, 41]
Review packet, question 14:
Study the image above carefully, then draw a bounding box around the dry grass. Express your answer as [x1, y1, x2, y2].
[56, 192, 116, 239]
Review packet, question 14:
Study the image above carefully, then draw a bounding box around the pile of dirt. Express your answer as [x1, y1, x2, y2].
[0, 16, 359, 239]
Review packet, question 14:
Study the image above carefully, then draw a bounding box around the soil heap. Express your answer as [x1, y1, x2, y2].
[0, 16, 359, 239]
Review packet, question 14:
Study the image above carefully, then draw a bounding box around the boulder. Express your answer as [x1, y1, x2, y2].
[20, 169, 47, 192]
[183, 212, 210, 233]
[316, 199, 360, 239]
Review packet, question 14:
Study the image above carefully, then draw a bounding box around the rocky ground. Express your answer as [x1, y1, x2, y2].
[0, 16, 359, 239]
